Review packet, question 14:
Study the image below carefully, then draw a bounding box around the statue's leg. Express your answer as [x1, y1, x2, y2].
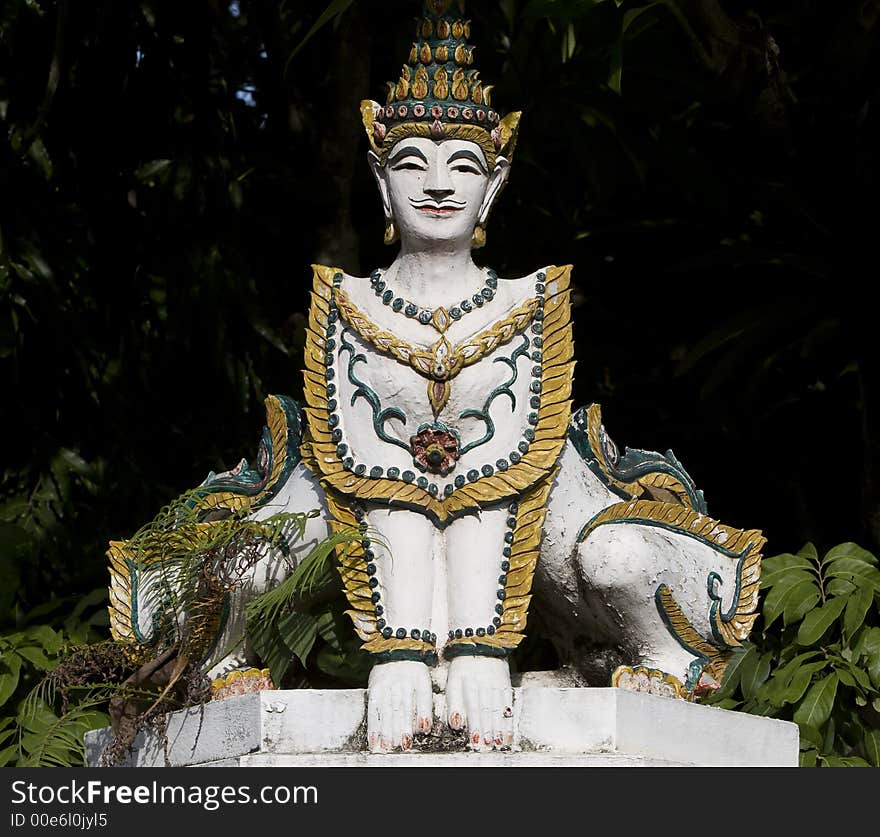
[576, 521, 751, 694]
[535, 443, 628, 682]
[538, 443, 758, 695]
[364, 506, 435, 753]
[443, 507, 514, 750]
[204, 462, 331, 681]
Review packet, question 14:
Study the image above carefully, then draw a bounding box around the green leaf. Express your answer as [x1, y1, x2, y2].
[249, 622, 292, 686]
[741, 650, 772, 700]
[794, 673, 839, 729]
[0, 653, 22, 707]
[68, 587, 108, 624]
[760, 567, 816, 590]
[763, 578, 819, 628]
[822, 716, 836, 754]
[0, 522, 29, 619]
[315, 636, 373, 685]
[27, 137, 53, 180]
[711, 697, 742, 710]
[798, 725, 823, 750]
[22, 625, 63, 654]
[781, 661, 828, 705]
[561, 22, 576, 62]
[864, 730, 880, 767]
[765, 651, 821, 695]
[762, 552, 816, 576]
[16, 700, 109, 767]
[869, 653, 880, 690]
[823, 543, 877, 566]
[844, 587, 874, 641]
[797, 597, 847, 646]
[826, 559, 880, 591]
[315, 608, 349, 652]
[622, 2, 664, 34]
[607, 41, 622, 94]
[0, 744, 18, 767]
[134, 159, 172, 183]
[799, 749, 818, 767]
[853, 626, 880, 660]
[783, 580, 822, 626]
[278, 611, 318, 667]
[22, 597, 65, 623]
[711, 645, 752, 699]
[826, 578, 857, 597]
[798, 543, 820, 561]
[822, 756, 870, 767]
[15, 645, 53, 670]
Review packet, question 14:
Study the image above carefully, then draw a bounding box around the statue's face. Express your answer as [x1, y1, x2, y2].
[373, 137, 506, 248]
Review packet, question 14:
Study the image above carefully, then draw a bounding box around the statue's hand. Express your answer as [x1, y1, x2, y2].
[367, 660, 433, 753]
[445, 656, 513, 750]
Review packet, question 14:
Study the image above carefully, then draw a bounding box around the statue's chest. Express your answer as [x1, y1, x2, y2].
[302, 265, 573, 522]
[329, 327, 542, 494]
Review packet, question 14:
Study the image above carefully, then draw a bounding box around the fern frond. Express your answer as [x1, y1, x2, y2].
[246, 526, 372, 626]
[16, 698, 110, 767]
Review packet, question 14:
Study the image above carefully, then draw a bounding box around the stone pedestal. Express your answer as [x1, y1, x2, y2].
[85, 687, 799, 767]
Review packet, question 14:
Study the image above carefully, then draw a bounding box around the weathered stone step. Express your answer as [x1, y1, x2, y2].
[85, 687, 799, 768]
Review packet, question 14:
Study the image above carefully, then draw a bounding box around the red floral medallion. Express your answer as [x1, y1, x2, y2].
[410, 426, 460, 476]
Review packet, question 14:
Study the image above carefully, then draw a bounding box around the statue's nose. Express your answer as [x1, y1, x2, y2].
[424, 158, 455, 201]
[424, 185, 455, 201]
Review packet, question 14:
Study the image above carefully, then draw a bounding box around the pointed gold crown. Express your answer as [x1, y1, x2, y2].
[361, 0, 521, 169]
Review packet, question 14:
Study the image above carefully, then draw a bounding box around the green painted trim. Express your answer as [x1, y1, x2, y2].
[568, 405, 707, 513]
[706, 547, 752, 647]
[197, 394, 304, 511]
[443, 642, 510, 661]
[339, 328, 411, 452]
[375, 649, 439, 666]
[459, 334, 530, 456]
[124, 556, 161, 646]
[577, 514, 752, 559]
[653, 584, 707, 692]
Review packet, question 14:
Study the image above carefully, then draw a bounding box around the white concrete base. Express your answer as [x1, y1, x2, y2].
[85, 687, 799, 768]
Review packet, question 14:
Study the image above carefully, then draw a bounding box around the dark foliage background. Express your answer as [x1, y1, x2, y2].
[1, 0, 877, 639]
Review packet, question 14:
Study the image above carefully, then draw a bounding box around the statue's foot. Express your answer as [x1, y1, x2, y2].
[211, 667, 275, 701]
[445, 656, 513, 751]
[611, 665, 690, 700]
[367, 660, 433, 753]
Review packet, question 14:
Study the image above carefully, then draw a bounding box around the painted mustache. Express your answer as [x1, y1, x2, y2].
[409, 198, 467, 213]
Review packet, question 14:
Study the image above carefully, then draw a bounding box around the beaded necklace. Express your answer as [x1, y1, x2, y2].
[369, 268, 498, 333]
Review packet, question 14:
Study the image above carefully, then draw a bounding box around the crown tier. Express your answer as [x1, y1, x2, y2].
[362, 1, 520, 165]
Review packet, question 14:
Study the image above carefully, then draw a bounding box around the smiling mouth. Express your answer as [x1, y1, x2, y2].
[410, 199, 466, 216]
[415, 205, 464, 215]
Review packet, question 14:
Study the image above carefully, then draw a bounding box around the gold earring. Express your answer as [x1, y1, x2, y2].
[472, 224, 487, 249]
[384, 220, 398, 246]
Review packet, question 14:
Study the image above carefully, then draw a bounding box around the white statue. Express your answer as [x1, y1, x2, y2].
[107, 0, 764, 755]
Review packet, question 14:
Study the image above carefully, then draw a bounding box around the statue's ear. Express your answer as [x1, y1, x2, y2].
[368, 151, 393, 221]
[478, 156, 511, 226]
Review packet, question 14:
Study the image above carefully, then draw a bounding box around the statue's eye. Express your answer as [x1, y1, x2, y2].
[451, 164, 480, 175]
[392, 162, 426, 171]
